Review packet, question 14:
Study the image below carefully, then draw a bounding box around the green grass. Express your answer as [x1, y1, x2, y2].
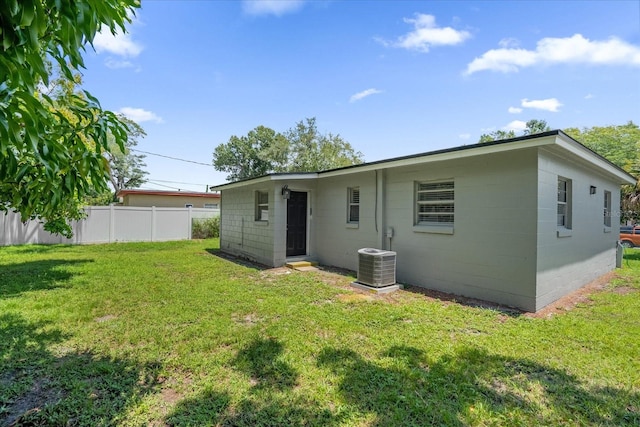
[1, 240, 639, 426]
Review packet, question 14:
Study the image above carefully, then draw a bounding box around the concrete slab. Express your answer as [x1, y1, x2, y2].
[350, 282, 402, 294]
[295, 266, 320, 272]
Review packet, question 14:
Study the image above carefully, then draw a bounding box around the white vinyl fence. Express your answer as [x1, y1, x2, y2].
[0, 206, 219, 246]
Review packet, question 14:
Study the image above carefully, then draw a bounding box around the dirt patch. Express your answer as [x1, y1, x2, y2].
[337, 293, 373, 303]
[526, 272, 617, 319]
[159, 387, 182, 405]
[94, 314, 117, 323]
[4, 377, 63, 426]
[231, 313, 263, 326]
[611, 286, 636, 295]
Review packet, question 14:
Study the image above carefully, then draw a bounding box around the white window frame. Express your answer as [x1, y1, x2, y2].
[604, 190, 612, 228]
[415, 180, 455, 226]
[557, 177, 572, 233]
[255, 191, 269, 221]
[347, 187, 360, 224]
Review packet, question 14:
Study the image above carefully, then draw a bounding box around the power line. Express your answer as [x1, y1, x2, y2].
[147, 179, 210, 186]
[141, 182, 182, 190]
[131, 149, 213, 167]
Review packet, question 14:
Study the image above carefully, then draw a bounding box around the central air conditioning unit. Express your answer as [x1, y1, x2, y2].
[357, 248, 396, 287]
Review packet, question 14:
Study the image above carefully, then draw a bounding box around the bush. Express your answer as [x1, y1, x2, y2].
[192, 216, 220, 239]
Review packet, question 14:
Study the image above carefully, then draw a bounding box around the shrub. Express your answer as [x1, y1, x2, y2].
[192, 216, 220, 239]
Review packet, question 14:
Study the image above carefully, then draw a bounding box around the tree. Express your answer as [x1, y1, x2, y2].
[286, 117, 363, 172]
[212, 118, 364, 181]
[213, 125, 289, 181]
[478, 119, 551, 143]
[564, 121, 640, 223]
[105, 116, 148, 195]
[523, 119, 551, 135]
[478, 129, 516, 143]
[0, 0, 141, 237]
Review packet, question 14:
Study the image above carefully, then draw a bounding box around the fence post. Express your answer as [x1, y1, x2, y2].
[109, 204, 115, 243]
[151, 206, 156, 242]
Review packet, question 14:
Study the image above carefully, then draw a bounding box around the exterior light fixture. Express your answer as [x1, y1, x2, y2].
[590, 186, 597, 195]
[282, 185, 291, 199]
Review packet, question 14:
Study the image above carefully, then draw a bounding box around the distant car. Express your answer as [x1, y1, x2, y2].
[620, 226, 640, 248]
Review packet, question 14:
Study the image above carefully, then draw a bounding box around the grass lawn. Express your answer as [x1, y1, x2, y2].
[1, 240, 639, 426]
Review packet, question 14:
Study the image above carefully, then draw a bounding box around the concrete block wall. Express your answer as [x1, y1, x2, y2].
[535, 148, 620, 310]
[219, 184, 275, 266]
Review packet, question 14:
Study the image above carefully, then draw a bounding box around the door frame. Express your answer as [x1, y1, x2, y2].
[285, 190, 309, 258]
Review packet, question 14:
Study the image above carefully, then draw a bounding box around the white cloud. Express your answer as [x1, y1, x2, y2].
[504, 120, 527, 132]
[498, 38, 520, 49]
[508, 106, 523, 114]
[349, 88, 383, 103]
[104, 58, 135, 69]
[243, 0, 304, 16]
[93, 25, 143, 58]
[459, 133, 471, 140]
[521, 98, 562, 112]
[465, 34, 640, 74]
[118, 107, 163, 124]
[584, 93, 594, 99]
[379, 13, 471, 53]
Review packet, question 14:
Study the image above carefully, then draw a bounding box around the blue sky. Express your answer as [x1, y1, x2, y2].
[81, 0, 640, 191]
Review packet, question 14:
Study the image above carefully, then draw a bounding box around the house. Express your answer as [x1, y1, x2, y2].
[117, 189, 220, 209]
[211, 131, 636, 312]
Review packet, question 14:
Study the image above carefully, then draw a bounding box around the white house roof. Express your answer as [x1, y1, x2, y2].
[211, 130, 637, 190]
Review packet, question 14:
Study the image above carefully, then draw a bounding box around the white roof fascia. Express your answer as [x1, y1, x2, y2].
[211, 173, 318, 191]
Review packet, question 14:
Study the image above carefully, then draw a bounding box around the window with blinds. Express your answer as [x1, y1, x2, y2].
[415, 181, 454, 225]
[348, 187, 360, 223]
[557, 177, 571, 228]
[604, 190, 612, 227]
[255, 191, 269, 221]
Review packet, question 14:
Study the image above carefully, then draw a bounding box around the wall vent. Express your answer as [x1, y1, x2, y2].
[357, 248, 396, 287]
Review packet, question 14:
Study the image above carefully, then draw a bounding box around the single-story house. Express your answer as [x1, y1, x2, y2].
[117, 189, 220, 209]
[211, 131, 636, 312]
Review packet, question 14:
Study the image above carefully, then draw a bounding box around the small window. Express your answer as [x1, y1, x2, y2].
[604, 191, 612, 227]
[415, 181, 454, 225]
[348, 187, 360, 223]
[204, 203, 218, 209]
[255, 191, 269, 221]
[185, 204, 193, 208]
[557, 177, 572, 229]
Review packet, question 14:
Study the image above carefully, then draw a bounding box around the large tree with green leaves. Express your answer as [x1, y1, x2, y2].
[0, 0, 141, 237]
[213, 118, 364, 181]
[564, 121, 640, 223]
[478, 119, 551, 143]
[105, 116, 148, 194]
[213, 125, 289, 182]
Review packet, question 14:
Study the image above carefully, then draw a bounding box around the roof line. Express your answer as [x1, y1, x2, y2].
[211, 130, 636, 188]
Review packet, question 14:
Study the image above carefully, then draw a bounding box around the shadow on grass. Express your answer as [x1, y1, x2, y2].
[164, 341, 639, 426]
[165, 337, 333, 426]
[317, 345, 640, 426]
[0, 259, 92, 299]
[623, 248, 640, 262]
[232, 337, 298, 390]
[0, 313, 161, 426]
[204, 248, 270, 271]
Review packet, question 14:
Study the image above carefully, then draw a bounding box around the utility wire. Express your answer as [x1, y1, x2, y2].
[147, 179, 210, 186]
[141, 182, 182, 190]
[131, 149, 213, 167]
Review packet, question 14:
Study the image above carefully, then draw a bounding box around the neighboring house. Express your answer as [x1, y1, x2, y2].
[117, 189, 220, 209]
[211, 131, 636, 312]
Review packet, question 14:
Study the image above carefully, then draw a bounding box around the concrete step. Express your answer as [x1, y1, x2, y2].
[286, 260, 318, 270]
